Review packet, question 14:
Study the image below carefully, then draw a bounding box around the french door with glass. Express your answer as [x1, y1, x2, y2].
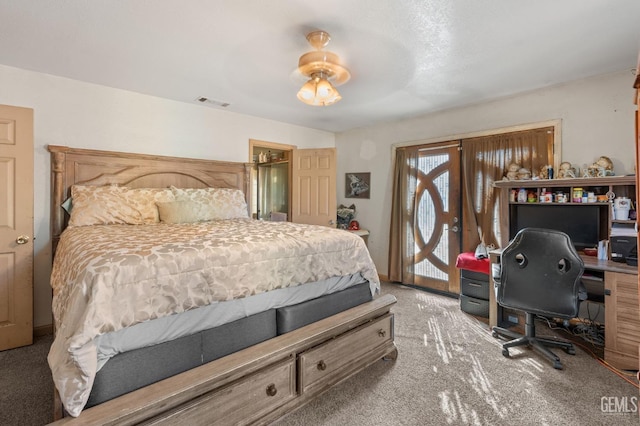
[411, 143, 461, 294]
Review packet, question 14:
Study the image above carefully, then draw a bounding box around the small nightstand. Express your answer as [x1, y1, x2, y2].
[348, 229, 369, 247]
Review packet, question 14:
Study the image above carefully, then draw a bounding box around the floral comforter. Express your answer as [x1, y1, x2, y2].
[48, 219, 379, 416]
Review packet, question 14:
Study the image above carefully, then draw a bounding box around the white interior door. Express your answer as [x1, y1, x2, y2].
[291, 148, 336, 227]
[0, 104, 34, 350]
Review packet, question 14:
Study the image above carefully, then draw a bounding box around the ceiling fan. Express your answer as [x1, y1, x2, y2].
[296, 30, 351, 106]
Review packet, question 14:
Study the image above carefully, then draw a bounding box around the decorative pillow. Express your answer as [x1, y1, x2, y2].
[122, 187, 175, 223]
[68, 185, 175, 226]
[170, 186, 249, 219]
[156, 200, 216, 224]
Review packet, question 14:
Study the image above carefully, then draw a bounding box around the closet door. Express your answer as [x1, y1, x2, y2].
[291, 148, 336, 227]
[0, 104, 33, 350]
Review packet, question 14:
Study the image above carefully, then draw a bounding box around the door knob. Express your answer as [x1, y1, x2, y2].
[450, 226, 460, 233]
[16, 235, 30, 245]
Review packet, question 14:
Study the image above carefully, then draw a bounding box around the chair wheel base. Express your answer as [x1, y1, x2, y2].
[492, 319, 574, 369]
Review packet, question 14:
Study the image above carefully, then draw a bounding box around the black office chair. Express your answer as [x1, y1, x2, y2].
[492, 227, 587, 369]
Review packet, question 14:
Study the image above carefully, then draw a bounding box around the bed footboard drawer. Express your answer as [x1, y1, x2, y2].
[149, 357, 297, 426]
[298, 313, 393, 395]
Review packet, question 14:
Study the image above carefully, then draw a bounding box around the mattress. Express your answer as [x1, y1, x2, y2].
[93, 272, 372, 371]
[87, 282, 373, 407]
[49, 218, 379, 417]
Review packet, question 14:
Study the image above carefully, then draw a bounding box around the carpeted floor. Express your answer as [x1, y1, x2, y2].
[1, 282, 638, 425]
[0, 333, 54, 426]
[275, 283, 639, 426]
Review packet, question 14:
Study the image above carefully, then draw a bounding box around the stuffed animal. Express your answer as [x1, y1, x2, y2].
[336, 204, 356, 229]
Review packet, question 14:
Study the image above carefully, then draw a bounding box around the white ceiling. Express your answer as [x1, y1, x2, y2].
[1, 1, 639, 133]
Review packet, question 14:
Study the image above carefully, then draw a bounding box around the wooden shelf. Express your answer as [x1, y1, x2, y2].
[507, 202, 609, 206]
[256, 160, 289, 166]
[494, 175, 636, 189]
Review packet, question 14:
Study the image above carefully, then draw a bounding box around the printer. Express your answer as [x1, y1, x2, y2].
[610, 235, 637, 264]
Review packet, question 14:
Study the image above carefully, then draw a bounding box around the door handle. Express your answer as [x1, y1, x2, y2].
[16, 235, 30, 245]
[450, 226, 459, 233]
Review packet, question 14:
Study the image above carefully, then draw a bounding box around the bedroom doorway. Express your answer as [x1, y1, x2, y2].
[249, 140, 337, 227]
[250, 139, 295, 221]
[0, 104, 34, 350]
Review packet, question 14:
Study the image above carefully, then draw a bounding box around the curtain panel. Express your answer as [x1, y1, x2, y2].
[461, 127, 553, 249]
[388, 147, 419, 283]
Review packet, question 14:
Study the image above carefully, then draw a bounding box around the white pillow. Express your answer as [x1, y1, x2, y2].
[156, 200, 217, 223]
[170, 186, 248, 219]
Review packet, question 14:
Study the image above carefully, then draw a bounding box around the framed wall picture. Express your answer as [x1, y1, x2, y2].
[345, 172, 371, 199]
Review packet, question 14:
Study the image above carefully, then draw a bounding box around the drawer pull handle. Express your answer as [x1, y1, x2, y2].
[266, 383, 278, 397]
[317, 360, 327, 371]
[378, 329, 386, 338]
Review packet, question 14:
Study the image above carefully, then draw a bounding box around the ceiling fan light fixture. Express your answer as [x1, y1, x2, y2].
[296, 31, 349, 106]
[297, 73, 342, 106]
[297, 79, 318, 102]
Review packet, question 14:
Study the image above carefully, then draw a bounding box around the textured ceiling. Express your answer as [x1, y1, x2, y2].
[1, 0, 639, 133]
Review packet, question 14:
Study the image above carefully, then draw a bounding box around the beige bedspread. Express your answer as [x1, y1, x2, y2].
[49, 219, 379, 416]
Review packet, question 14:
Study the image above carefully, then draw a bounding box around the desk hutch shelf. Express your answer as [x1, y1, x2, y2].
[494, 176, 636, 249]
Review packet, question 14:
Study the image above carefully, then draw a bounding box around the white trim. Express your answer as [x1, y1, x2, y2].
[418, 142, 460, 152]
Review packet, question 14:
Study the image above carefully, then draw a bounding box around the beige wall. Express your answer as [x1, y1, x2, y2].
[335, 70, 637, 278]
[0, 64, 335, 328]
[1, 63, 635, 328]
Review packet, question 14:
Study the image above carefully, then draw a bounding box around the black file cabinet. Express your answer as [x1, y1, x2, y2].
[459, 269, 490, 318]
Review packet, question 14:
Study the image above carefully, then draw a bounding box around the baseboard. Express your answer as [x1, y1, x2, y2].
[378, 274, 389, 282]
[34, 324, 54, 337]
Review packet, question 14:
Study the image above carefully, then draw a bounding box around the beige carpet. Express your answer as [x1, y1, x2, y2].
[1, 282, 638, 425]
[276, 282, 639, 426]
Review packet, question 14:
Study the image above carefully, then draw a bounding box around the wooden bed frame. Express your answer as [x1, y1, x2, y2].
[48, 145, 397, 425]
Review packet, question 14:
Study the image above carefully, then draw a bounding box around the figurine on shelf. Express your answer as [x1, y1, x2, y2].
[557, 161, 576, 179]
[595, 155, 614, 176]
[584, 156, 614, 178]
[586, 163, 601, 177]
[538, 164, 554, 179]
[538, 165, 549, 179]
[504, 162, 520, 180]
[517, 167, 531, 180]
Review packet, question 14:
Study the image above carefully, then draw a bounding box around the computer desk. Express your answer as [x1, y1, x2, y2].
[488, 249, 639, 370]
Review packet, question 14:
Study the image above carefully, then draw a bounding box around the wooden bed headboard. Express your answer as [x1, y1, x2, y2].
[49, 145, 253, 251]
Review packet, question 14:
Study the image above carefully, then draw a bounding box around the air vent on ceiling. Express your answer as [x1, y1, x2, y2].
[196, 97, 230, 108]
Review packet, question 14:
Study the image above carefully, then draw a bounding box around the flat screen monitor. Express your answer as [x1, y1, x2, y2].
[511, 204, 600, 250]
